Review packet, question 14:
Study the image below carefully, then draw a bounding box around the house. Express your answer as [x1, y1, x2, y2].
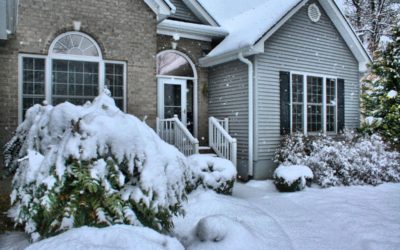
[0, 0, 370, 179]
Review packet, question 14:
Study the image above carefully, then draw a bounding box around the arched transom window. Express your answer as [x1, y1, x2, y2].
[52, 33, 100, 56]
[157, 51, 195, 77]
[19, 32, 126, 122]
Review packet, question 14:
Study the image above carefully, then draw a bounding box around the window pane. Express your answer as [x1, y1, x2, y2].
[22, 57, 46, 119]
[327, 106, 336, 132]
[105, 63, 124, 110]
[292, 104, 303, 132]
[307, 76, 323, 104]
[292, 74, 303, 103]
[307, 105, 322, 132]
[326, 78, 336, 105]
[52, 60, 98, 106]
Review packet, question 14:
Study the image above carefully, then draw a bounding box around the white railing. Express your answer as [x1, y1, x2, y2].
[209, 117, 237, 166]
[156, 115, 199, 156]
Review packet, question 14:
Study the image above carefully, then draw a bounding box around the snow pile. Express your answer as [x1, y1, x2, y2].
[5, 94, 188, 241]
[187, 155, 236, 195]
[275, 132, 400, 187]
[25, 225, 184, 250]
[173, 190, 291, 250]
[273, 165, 313, 192]
[387, 90, 398, 99]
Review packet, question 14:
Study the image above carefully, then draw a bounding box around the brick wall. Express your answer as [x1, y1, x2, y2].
[157, 35, 210, 145]
[0, 0, 158, 151]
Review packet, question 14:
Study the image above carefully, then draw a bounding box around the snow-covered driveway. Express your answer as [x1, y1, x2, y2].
[173, 181, 400, 250]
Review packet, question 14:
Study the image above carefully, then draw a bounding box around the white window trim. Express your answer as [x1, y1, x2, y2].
[289, 71, 338, 135]
[18, 33, 127, 123]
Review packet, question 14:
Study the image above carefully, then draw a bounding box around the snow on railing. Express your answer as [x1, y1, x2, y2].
[209, 117, 237, 166]
[156, 115, 199, 156]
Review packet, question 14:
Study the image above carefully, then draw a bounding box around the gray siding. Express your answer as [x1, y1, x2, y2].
[208, 60, 249, 176]
[254, 1, 360, 178]
[169, 0, 201, 23]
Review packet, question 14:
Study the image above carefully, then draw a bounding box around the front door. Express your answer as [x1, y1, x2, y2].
[158, 78, 187, 125]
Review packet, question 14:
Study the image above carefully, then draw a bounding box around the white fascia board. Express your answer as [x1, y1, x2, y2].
[318, 0, 372, 72]
[182, 0, 219, 26]
[144, 0, 172, 22]
[157, 19, 228, 42]
[199, 46, 262, 67]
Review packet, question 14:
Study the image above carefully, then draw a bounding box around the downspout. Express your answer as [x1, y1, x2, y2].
[238, 52, 254, 177]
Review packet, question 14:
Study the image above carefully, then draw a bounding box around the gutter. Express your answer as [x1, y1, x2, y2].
[238, 52, 254, 177]
[157, 19, 228, 42]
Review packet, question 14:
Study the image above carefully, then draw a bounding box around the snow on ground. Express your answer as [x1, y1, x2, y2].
[174, 181, 400, 250]
[1, 181, 399, 250]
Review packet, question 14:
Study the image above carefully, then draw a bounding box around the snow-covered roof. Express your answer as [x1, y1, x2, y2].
[198, 0, 302, 57]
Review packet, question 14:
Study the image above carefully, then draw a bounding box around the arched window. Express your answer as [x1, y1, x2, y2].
[19, 32, 126, 122]
[51, 33, 100, 57]
[157, 51, 195, 77]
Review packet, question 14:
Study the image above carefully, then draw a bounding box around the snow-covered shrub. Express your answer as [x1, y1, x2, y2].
[25, 225, 184, 250]
[273, 165, 313, 192]
[186, 155, 236, 195]
[5, 94, 188, 241]
[275, 132, 400, 187]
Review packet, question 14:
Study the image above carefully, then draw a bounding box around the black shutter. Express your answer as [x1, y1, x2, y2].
[337, 79, 345, 132]
[280, 71, 291, 135]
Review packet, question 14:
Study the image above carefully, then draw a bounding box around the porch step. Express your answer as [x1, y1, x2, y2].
[198, 146, 217, 157]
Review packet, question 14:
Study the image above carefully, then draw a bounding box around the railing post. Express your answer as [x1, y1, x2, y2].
[156, 117, 160, 135]
[193, 140, 199, 154]
[232, 138, 237, 167]
[209, 117, 213, 147]
[224, 117, 229, 132]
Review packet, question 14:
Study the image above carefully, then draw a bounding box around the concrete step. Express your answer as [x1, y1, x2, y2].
[199, 146, 215, 155]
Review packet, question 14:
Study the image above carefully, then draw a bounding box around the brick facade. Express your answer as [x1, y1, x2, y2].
[157, 35, 210, 145]
[0, 0, 158, 155]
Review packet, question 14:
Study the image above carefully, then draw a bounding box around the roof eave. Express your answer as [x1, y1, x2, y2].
[199, 46, 262, 67]
[182, 0, 220, 26]
[144, 0, 173, 22]
[157, 19, 228, 42]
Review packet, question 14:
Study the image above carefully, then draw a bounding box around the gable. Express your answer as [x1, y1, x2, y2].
[169, 0, 202, 23]
[199, 0, 370, 71]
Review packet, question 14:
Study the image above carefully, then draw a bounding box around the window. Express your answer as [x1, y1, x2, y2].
[290, 73, 337, 134]
[19, 32, 126, 122]
[21, 57, 46, 117]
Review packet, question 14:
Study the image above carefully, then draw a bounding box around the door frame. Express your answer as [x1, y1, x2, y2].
[156, 50, 198, 138]
[157, 77, 187, 125]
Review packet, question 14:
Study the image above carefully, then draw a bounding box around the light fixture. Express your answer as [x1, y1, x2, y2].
[171, 33, 180, 50]
[73, 21, 81, 31]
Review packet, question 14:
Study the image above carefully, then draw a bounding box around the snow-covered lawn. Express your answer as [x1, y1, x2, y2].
[173, 181, 400, 250]
[1, 181, 399, 250]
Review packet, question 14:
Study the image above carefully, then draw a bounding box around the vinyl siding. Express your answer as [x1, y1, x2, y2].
[208, 60, 249, 176]
[254, 0, 360, 176]
[169, 0, 201, 23]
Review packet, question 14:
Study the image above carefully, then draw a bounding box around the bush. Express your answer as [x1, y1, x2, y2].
[273, 165, 313, 192]
[4, 94, 188, 241]
[275, 132, 400, 188]
[186, 155, 236, 195]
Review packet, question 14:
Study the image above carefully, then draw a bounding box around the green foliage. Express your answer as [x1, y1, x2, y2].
[12, 155, 184, 240]
[273, 177, 311, 192]
[362, 25, 400, 148]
